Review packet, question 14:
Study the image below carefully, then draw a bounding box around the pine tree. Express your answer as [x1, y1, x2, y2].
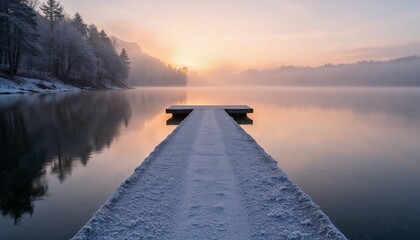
[87, 24, 99, 46]
[39, 0, 64, 74]
[120, 49, 130, 65]
[71, 12, 87, 37]
[99, 29, 108, 39]
[119, 48, 130, 80]
[40, 0, 63, 33]
[98, 29, 111, 44]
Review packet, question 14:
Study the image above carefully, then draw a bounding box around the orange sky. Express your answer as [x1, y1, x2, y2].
[59, 0, 420, 72]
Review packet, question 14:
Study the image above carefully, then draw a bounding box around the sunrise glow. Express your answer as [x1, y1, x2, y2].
[58, 0, 420, 72]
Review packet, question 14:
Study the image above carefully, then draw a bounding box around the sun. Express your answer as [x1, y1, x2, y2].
[170, 55, 204, 72]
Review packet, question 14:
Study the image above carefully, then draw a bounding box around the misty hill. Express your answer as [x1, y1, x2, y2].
[190, 56, 420, 87]
[241, 56, 420, 86]
[112, 37, 187, 87]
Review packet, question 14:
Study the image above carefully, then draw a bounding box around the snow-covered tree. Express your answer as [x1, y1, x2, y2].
[54, 22, 97, 80]
[99, 29, 110, 42]
[70, 12, 87, 37]
[3, 0, 130, 87]
[36, 15, 97, 81]
[39, 0, 63, 33]
[86, 24, 99, 48]
[85, 27, 130, 85]
[39, 0, 64, 74]
[0, 0, 39, 75]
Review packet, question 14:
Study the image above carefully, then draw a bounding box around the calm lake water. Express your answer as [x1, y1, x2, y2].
[1, 87, 420, 240]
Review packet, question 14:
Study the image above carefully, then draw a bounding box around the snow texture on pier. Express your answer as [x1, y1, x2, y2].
[73, 108, 346, 240]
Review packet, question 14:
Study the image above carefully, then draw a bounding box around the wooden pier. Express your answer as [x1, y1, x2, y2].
[166, 105, 254, 125]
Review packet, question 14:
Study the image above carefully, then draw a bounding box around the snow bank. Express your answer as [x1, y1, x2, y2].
[73, 108, 346, 239]
[0, 75, 81, 94]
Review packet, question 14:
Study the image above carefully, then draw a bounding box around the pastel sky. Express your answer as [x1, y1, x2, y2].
[59, 0, 420, 71]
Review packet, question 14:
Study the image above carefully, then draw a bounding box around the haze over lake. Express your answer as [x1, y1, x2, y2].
[1, 87, 419, 239]
[2, 0, 420, 239]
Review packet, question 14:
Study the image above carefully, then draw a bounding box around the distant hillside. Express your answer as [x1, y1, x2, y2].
[241, 56, 420, 86]
[112, 37, 187, 86]
[190, 56, 420, 87]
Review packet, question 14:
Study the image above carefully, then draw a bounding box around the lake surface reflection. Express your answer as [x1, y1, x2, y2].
[1, 87, 420, 239]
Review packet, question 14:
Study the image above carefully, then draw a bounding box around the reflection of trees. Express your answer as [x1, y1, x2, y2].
[0, 91, 132, 223]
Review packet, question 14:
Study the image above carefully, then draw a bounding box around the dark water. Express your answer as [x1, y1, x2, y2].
[1, 87, 420, 239]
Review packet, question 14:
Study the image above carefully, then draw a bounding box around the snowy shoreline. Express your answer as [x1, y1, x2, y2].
[73, 108, 346, 239]
[0, 75, 81, 94]
[0, 75, 126, 94]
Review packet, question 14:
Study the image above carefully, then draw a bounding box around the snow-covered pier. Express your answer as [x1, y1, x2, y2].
[166, 105, 253, 125]
[73, 106, 346, 240]
[167, 105, 253, 116]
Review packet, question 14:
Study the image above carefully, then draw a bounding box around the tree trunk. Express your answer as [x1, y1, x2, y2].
[0, 48, 3, 65]
[7, 27, 21, 75]
[12, 34, 21, 75]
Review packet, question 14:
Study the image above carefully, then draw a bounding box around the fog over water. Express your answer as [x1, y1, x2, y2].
[1, 87, 419, 239]
[189, 56, 420, 87]
[2, 1, 420, 239]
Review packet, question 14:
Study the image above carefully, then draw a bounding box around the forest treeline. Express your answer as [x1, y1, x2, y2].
[0, 0, 130, 88]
